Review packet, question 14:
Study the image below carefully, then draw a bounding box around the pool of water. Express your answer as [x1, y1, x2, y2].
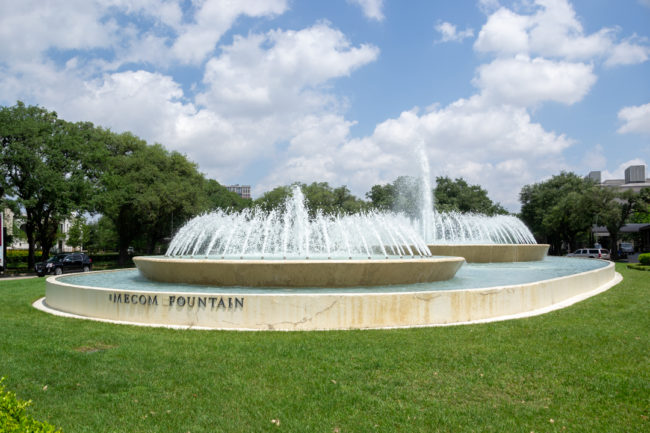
[59, 256, 608, 294]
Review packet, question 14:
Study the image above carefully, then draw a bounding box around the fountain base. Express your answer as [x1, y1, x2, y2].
[39, 259, 617, 330]
[427, 244, 549, 263]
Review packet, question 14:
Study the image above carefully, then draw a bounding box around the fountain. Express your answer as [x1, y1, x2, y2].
[411, 146, 549, 262]
[36, 148, 618, 331]
[135, 187, 464, 287]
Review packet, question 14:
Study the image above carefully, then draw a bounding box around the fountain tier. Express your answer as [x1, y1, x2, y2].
[427, 244, 549, 263]
[134, 256, 465, 287]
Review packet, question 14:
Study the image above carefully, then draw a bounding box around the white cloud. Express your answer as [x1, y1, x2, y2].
[0, 0, 646, 211]
[478, 0, 501, 14]
[197, 23, 379, 116]
[618, 102, 650, 135]
[435, 22, 474, 43]
[255, 97, 574, 210]
[639, 0, 650, 8]
[348, 0, 385, 22]
[605, 38, 650, 67]
[0, 1, 117, 62]
[474, 0, 649, 66]
[474, 55, 596, 106]
[0, 0, 289, 68]
[171, 0, 288, 64]
[474, 7, 530, 55]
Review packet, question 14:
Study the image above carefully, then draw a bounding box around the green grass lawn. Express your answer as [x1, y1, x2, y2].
[0, 264, 648, 433]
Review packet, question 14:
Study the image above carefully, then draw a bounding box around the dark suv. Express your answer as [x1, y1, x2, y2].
[35, 253, 93, 277]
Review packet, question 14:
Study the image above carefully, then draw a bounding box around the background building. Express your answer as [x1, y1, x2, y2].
[2, 208, 77, 253]
[587, 164, 650, 253]
[588, 164, 650, 193]
[226, 184, 251, 199]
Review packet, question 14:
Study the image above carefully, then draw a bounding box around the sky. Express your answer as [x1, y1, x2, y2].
[1, 0, 649, 211]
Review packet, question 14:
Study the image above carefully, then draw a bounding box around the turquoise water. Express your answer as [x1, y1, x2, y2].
[60, 256, 608, 295]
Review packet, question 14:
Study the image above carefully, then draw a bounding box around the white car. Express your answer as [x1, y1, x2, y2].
[567, 248, 610, 260]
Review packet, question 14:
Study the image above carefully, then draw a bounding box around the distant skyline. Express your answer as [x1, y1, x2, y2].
[1, 0, 649, 210]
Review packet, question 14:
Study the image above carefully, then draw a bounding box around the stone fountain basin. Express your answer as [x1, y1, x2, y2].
[133, 256, 465, 288]
[427, 244, 549, 263]
[38, 258, 618, 330]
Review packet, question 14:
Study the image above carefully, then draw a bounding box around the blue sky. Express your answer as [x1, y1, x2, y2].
[1, 0, 649, 210]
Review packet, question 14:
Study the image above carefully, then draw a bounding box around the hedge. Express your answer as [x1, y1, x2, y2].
[639, 253, 650, 266]
[0, 378, 62, 433]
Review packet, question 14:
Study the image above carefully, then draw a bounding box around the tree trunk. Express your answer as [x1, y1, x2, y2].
[25, 212, 36, 270]
[118, 244, 130, 266]
[609, 229, 619, 261]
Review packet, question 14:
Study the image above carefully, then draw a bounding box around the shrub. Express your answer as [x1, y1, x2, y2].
[0, 378, 62, 432]
[5, 250, 43, 266]
[639, 253, 650, 266]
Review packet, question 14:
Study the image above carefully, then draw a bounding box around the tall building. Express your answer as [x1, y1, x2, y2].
[588, 164, 650, 193]
[226, 184, 251, 199]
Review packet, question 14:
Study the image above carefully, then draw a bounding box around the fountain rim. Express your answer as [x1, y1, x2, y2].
[51, 257, 612, 296]
[38, 260, 619, 330]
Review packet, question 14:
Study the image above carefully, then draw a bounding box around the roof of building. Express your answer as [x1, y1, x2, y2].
[592, 223, 650, 235]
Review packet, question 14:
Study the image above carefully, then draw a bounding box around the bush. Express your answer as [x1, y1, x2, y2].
[0, 378, 62, 432]
[88, 253, 120, 263]
[5, 250, 43, 266]
[639, 253, 650, 266]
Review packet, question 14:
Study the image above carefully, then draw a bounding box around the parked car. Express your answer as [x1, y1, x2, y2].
[35, 253, 93, 277]
[566, 248, 610, 260]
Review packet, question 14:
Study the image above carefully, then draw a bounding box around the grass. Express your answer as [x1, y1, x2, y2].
[0, 264, 648, 433]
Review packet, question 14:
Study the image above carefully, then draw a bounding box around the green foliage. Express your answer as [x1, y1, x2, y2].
[255, 182, 367, 217]
[65, 215, 89, 250]
[520, 172, 597, 253]
[365, 183, 395, 211]
[366, 176, 422, 218]
[592, 187, 650, 260]
[203, 179, 250, 211]
[0, 102, 94, 266]
[254, 185, 292, 212]
[434, 176, 508, 215]
[367, 176, 507, 219]
[628, 188, 650, 223]
[83, 217, 119, 253]
[91, 132, 215, 260]
[638, 253, 650, 266]
[0, 378, 61, 433]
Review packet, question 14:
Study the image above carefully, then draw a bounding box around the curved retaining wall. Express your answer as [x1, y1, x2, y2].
[427, 244, 549, 263]
[133, 256, 465, 287]
[41, 261, 616, 330]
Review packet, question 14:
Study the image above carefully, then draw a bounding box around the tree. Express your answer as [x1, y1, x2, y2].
[93, 131, 212, 263]
[366, 183, 395, 211]
[367, 175, 507, 219]
[594, 187, 650, 260]
[254, 182, 367, 217]
[366, 176, 422, 219]
[0, 102, 92, 267]
[66, 215, 87, 250]
[520, 172, 596, 254]
[629, 188, 650, 223]
[84, 216, 118, 253]
[434, 176, 508, 215]
[254, 185, 292, 213]
[203, 179, 250, 211]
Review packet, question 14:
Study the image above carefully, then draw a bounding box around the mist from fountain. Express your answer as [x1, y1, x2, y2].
[166, 186, 432, 259]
